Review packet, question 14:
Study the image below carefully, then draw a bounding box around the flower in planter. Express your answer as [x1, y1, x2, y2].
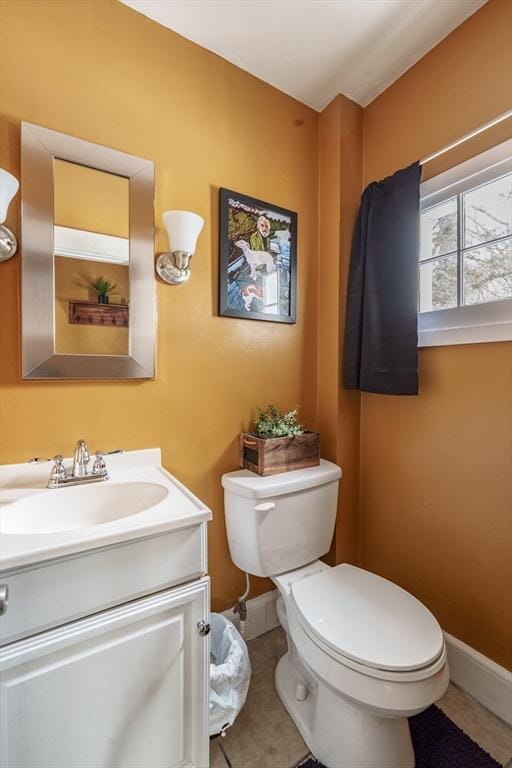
[252, 404, 305, 439]
[91, 277, 118, 305]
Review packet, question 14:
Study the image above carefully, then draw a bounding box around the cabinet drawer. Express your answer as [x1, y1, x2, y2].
[0, 523, 205, 646]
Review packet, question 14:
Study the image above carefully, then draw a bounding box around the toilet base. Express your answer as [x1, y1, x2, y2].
[275, 651, 415, 768]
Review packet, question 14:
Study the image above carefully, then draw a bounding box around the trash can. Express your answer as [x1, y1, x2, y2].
[209, 613, 251, 736]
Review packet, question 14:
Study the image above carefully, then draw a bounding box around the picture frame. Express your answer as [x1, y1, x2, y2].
[219, 188, 297, 323]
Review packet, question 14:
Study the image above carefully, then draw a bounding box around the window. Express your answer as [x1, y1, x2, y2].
[418, 140, 512, 347]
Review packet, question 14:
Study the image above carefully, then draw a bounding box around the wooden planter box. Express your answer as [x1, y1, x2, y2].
[240, 431, 320, 476]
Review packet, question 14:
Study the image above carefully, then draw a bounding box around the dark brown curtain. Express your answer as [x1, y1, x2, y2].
[342, 162, 421, 395]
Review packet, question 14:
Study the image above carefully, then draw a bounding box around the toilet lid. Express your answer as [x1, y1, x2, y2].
[291, 564, 444, 672]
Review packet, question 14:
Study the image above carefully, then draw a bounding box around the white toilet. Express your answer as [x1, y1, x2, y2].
[222, 460, 449, 768]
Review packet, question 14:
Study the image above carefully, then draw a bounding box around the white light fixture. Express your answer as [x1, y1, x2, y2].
[156, 210, 204, 285]
[0, 169, 19, 262]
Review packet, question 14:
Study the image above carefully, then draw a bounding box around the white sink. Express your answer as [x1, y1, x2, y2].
[0, 449, 212, 570]
[0, 481, 169, 535]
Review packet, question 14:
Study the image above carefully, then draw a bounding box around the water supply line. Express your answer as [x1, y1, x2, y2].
[233, 572, 250, 638]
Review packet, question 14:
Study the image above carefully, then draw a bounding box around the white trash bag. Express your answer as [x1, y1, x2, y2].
[209, 613, 251, 736]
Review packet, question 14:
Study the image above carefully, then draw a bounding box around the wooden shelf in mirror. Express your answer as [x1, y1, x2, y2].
[68, 301, 129, 328]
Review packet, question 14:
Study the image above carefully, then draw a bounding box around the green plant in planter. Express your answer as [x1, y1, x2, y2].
[252, 404, 305, 439]
[91, 277, 118, 304]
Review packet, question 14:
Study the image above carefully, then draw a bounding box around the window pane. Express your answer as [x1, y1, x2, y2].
[420, 198, 457, 261]
[463, 237, 512, 305]
[463, 173, 512, 248]
[419, 254, 458, 312]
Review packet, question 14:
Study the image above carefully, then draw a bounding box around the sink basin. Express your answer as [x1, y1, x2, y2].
[1, 482, 169, 535]
[0, 448, 212, 571]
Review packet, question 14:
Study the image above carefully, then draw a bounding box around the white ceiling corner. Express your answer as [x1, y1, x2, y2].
[120, 0, 487, 110]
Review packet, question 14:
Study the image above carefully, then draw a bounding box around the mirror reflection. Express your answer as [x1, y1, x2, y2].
[53, 159, 130, 356]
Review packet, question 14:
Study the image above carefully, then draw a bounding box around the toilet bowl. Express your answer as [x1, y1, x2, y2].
[222, 461, 449, 768]
[272, 561, 449, 768]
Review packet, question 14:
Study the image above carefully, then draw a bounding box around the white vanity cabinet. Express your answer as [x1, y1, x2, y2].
[0, 578, 209, 768]
[0, 450, 213, 768]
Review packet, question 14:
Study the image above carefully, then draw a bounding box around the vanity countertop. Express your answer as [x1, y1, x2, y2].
[0, 449, 212, 572]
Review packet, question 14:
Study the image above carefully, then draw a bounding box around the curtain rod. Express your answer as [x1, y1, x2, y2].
[420, 109, 512, 166]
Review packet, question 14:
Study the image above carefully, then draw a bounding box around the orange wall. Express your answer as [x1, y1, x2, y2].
[0, 0, 510, 667]
[0, 0, 318, 611]
[318, 95, 362, 567]
[360, 0, 512, 669]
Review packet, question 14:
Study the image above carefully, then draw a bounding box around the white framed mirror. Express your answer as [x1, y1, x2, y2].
[21, 122, 155, 379]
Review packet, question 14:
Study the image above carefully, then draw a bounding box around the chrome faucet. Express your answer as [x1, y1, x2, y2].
[72, 438, 90, 478]
[46, 441, 122, 489]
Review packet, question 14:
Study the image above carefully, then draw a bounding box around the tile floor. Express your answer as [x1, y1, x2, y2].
[210, 627, 512, 768]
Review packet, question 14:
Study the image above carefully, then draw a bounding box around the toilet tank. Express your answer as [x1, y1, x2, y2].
[222, 460, 342, 577]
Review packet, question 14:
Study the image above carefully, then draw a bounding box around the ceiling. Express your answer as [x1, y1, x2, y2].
[121, 0, 486, 110]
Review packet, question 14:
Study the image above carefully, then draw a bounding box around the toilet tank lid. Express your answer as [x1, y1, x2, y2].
[221, 459, 342, 499]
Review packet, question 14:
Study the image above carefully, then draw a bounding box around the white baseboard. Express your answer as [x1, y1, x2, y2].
[222, 589, 280, 641]
[222, 589, 512, 725]
[444, 631, 512, 725]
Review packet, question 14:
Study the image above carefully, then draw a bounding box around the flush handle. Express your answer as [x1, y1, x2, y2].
[0, 585, 9, 616]
[254, 502, 276, 513]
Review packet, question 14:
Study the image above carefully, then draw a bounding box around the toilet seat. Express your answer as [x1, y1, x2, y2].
[286, 600, 449, 722]
[290, 564, 444, 677]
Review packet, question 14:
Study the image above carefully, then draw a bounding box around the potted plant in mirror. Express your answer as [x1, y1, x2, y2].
[91, 277, 118, 305]
[240, 405, 320, 476]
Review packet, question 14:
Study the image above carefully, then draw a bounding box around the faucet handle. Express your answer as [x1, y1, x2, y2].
[92, 451, 108, 479]
[47, 455, 67, 488]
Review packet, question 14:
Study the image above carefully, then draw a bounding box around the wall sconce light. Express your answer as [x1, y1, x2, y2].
[156, 210, 204, 285]
[0, 169, 20, 262]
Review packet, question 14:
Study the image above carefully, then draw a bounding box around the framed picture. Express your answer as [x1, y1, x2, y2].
[219, 188, 297, 323]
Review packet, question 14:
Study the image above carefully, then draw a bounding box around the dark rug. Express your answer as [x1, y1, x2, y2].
[296, 704, 501, 768]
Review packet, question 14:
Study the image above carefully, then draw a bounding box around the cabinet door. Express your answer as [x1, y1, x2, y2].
[0, 578, 210, 768]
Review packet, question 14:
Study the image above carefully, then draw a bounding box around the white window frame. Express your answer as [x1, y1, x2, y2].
[54, 226, 129, 264]
[418, 139, 512, 347]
